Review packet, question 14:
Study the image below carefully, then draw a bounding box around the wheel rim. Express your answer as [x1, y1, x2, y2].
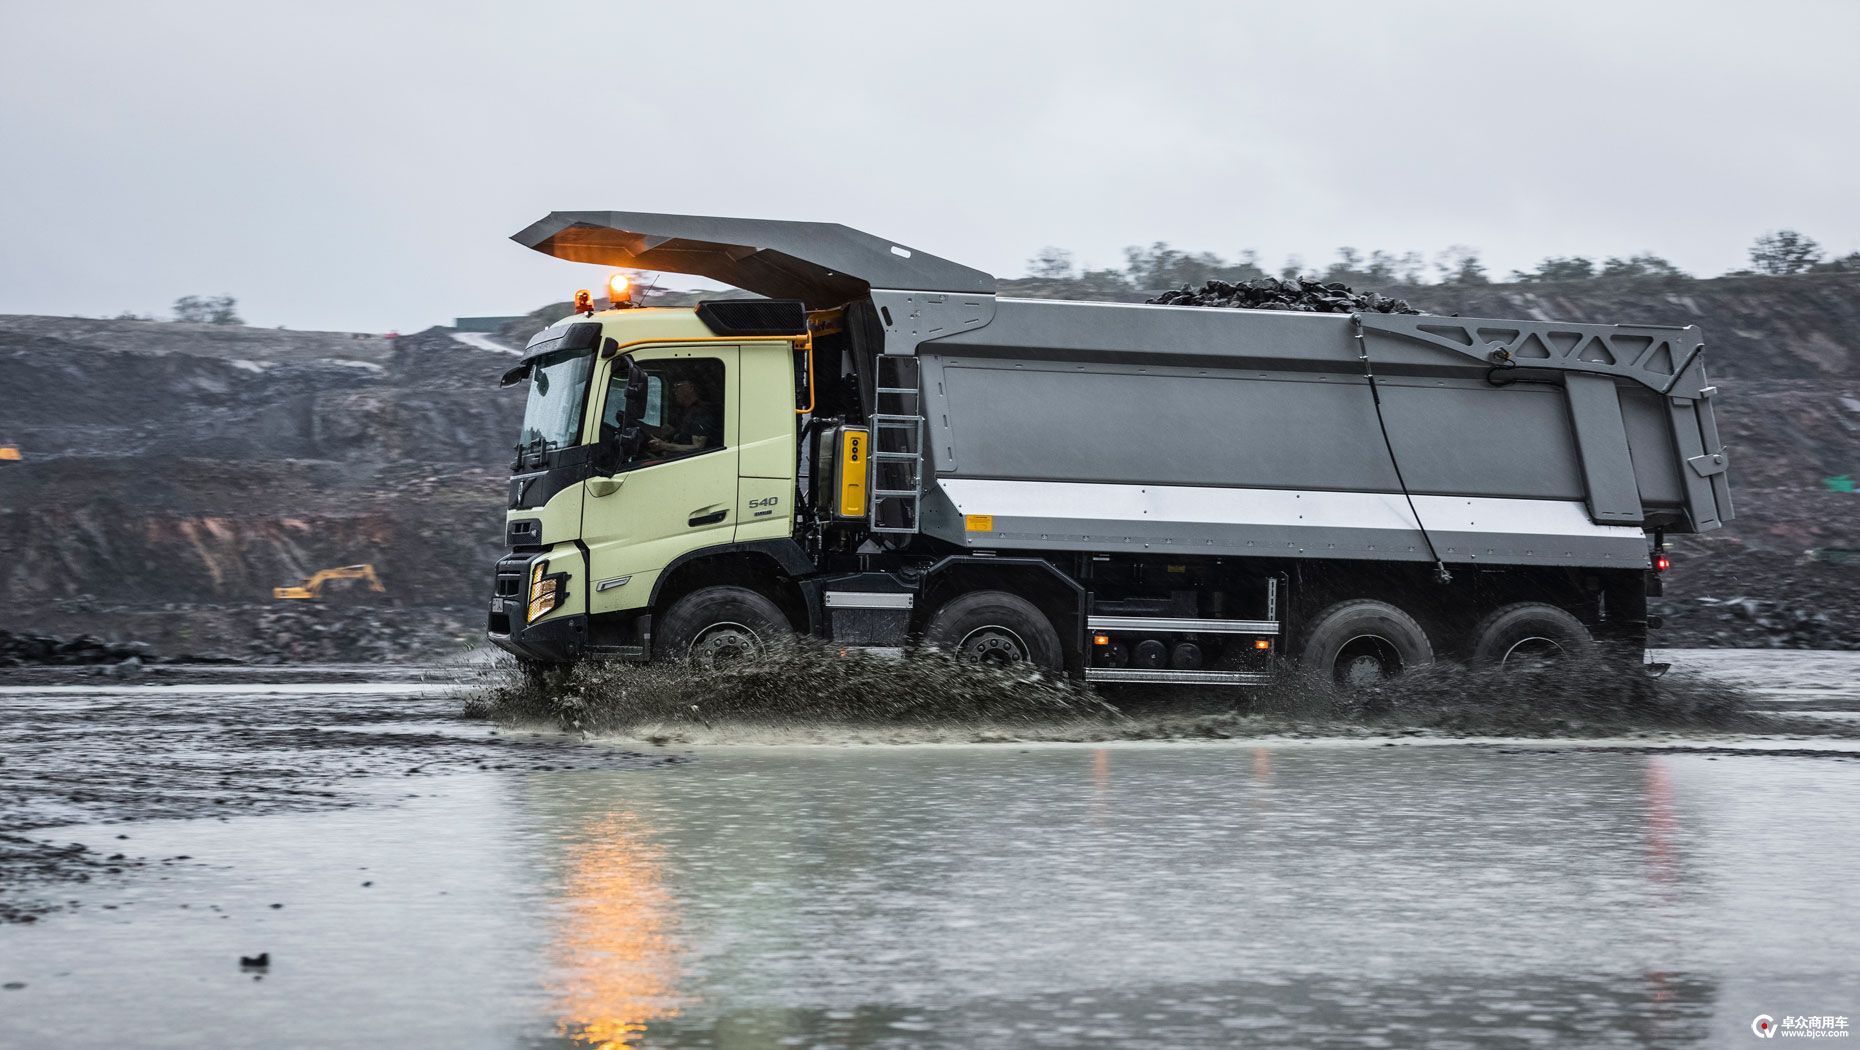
[1334, 634, 1402, 687]
[1499, 635, 1566, 668]
[956, 625, 1029, 666]
[689, 621, 760, 666]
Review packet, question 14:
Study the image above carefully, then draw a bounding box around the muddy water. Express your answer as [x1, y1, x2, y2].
[2, 653, 1859, 1048]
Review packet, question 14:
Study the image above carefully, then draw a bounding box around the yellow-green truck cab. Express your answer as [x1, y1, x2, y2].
[488, 301, 813, 664]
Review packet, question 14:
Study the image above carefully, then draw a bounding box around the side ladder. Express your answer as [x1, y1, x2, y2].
[870, 355, 924, 536]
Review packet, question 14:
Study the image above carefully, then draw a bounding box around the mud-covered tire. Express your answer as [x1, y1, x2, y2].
[1470, 602, 1595, 667]
[1299, 599, 1434, 688]
[655, 585, 793, 665]
[923, 590, 1064, 672]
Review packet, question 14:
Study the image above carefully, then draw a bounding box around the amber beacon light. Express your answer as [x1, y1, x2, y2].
[607, 272, 632, 306]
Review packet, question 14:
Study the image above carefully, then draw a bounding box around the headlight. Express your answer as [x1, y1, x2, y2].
[527, 559, 560, 621]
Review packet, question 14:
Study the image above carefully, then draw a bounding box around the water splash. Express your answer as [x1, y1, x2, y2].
[459, 645, 1814, 744]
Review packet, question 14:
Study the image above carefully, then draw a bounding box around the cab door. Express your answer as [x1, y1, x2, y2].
[582, 345, 738, 615]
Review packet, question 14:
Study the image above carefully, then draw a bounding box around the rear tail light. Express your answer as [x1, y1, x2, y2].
[1653, 553, 1671, 573]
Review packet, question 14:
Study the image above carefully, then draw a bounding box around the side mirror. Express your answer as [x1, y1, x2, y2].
[617, 362, 651, 458]
[597, 361, 651, 471]
[623, 361, 649, 421]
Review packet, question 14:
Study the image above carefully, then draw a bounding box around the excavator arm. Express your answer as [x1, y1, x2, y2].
[273, 564, 386, 600]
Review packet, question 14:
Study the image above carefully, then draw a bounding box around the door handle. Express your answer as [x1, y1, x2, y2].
[687, 506, 727, 528]
[588, 476, 625, 498]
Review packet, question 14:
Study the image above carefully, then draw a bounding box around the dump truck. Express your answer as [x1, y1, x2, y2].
[487, 212, 1732, 686]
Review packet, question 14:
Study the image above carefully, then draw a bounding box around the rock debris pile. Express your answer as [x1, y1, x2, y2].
[249, 604, 472, 663]
[1658, 596, 1860, 650]
[0, 630, 158, 669]
[1147, 277, 1419, 314]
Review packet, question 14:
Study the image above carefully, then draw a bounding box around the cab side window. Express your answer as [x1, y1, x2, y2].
[607, 358, 725, 464]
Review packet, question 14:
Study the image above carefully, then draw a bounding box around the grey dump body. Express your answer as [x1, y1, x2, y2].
[518, 212, 1732, 573]
[875, 290, 1730, 571]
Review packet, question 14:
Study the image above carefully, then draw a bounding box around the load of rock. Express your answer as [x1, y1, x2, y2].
[1147, 277, 1419, 314]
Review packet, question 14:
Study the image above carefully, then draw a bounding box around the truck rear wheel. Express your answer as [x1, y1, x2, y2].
[656, 585, 793, 666]
[1299, 599, 1433, 688]
[924, 590, 1063, 672]
[1470, 603, 1595, 667]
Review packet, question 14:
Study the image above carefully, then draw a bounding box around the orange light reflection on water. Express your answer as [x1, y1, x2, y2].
[552, 811, 685, 1049]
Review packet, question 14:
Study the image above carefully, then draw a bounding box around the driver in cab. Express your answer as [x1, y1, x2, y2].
[648, 378, 720, 458]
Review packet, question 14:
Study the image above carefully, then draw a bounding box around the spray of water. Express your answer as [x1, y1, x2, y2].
[462, 644, 1125, 742]
[460, 643, 1832, 744]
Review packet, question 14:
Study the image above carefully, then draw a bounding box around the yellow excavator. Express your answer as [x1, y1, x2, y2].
[273, 564, 386, 601]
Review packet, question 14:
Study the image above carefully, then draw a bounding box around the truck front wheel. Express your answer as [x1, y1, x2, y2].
[1299, 599, 1434, 688]
[656, 585, 794, 666]
[924, 590, 1064, 672]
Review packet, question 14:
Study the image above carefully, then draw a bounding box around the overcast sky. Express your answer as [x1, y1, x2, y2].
[3, 1, 1856, 332]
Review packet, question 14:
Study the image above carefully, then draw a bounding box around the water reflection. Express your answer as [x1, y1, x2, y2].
[509, 745, 1858, 1048]
[552, 810, 684, 1048]
[1642, 755, 1679, 890]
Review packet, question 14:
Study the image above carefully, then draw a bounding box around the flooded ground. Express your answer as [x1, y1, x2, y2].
[2, 651, 1858, 1048]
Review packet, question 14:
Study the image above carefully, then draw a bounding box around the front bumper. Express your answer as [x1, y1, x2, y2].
[488, 608, 589, 664]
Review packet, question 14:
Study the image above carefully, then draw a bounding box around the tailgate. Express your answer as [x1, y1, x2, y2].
[1361, 313, 1731, 533]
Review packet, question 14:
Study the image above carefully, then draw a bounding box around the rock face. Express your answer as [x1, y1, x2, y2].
[0, 318, 518, 660]
[1392, 273, 1860, 383]
[3, 271, 1860, 659]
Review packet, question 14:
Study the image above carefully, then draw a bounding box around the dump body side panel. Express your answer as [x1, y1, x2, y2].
[900, 296, 1727, 570]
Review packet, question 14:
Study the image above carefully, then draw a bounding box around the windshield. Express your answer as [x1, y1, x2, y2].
[518, 348, 594, 453]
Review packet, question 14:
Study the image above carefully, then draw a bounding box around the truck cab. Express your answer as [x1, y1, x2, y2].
[488, 300, 812, 665]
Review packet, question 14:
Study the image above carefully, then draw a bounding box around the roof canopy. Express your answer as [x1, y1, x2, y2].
[511, 211, 996, 306]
